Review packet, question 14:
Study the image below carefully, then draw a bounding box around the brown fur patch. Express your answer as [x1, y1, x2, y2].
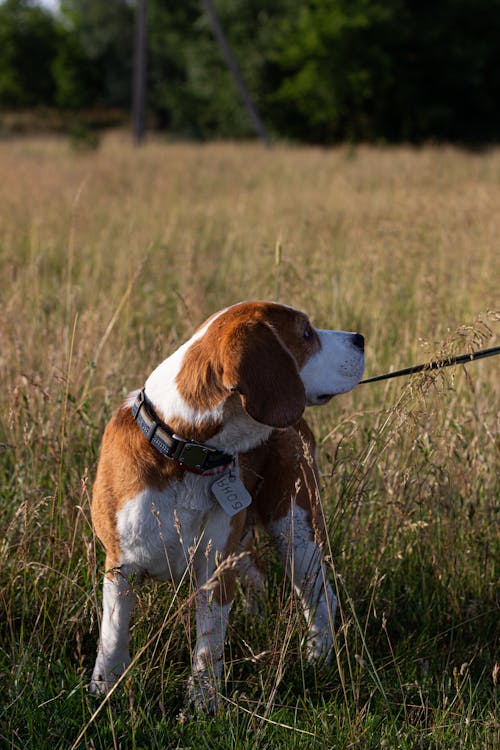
[240, 418, 324, 540]
[212, 511, 248, 606]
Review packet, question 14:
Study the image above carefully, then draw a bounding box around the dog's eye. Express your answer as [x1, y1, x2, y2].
[304, 324, 313, 341]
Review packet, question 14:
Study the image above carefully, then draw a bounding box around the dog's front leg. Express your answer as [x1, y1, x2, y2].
[90, 563, 138, 694]
[187, 587, 232, 712]
[268, 502, 337, 665]
[188, 509, 245, 712]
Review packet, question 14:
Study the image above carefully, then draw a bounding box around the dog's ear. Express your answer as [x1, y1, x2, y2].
[222, 320, 306, 428]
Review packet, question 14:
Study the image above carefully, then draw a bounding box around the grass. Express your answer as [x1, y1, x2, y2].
[0, 132, 498, 749]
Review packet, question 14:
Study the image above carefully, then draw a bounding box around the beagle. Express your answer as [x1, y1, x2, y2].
[89, 301, 365, 709]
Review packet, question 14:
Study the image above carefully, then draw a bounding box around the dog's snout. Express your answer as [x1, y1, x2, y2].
[351, 333, 365, 352]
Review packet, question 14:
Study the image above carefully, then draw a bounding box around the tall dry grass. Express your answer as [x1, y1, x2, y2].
[0, 133, 498, 748]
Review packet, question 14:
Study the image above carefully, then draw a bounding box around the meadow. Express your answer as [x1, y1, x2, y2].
[0, 133, 498, 749]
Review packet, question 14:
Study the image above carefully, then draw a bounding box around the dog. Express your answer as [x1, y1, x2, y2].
[89, 300, 364, 709]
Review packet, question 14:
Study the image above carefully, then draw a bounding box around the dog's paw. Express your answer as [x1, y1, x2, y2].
[89, 656, 128, 696]
[305, 633, 334, 667]
[185, 673, 220, 714]
[88, 676, 113, 696]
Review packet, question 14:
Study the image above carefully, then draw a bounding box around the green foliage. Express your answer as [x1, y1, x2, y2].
[57, 0, 134, 109]
[265, 0, 500, 143]
[2, 0, 500, 140]
[147, 0, 289, 139]
[0, 0, 59, 106]
[264, 0, 399, 142]
[67, 120, 101, 150]
[52, 24, 102, 109]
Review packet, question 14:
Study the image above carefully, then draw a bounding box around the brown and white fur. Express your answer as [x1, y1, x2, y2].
[89, 301, 365, 709]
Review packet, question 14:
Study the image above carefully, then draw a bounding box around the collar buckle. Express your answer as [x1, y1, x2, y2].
[171, 438, 216, 472]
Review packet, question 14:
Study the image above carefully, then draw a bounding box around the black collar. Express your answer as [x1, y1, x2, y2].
[131, 389, 233, 475]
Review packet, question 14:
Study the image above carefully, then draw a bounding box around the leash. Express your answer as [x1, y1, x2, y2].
[360, 345, 500, 384]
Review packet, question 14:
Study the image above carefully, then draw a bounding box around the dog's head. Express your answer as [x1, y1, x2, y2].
[176, 301, 364, 429]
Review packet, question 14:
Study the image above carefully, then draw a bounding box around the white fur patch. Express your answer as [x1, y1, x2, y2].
[300, 329, 364, 403]
[116, 479, 233, 582]
[144, 309, 226, 427]
[145, 340, 224, 428]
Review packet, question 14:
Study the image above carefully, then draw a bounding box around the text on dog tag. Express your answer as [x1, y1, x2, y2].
[211, 471, 252, 516]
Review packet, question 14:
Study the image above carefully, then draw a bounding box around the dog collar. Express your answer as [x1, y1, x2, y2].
[131, 388, 233, 475]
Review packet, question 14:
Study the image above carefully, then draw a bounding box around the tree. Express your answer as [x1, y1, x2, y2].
[1, 0, 500, 143]
[56, 0, 134, 109]
[265, 0, 500, 143]
[147, 0, 251, 138]
[0, 0, 59, 107]
[147, 0, 289, 138]
[264, 0, 401, 142]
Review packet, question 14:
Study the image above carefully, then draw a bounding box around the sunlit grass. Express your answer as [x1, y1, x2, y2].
[0, 133, 498, 748]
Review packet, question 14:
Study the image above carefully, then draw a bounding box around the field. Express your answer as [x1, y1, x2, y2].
[1, 133, 498, 749]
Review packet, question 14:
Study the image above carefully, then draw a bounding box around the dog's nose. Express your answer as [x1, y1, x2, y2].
[352, 333, 365, 352]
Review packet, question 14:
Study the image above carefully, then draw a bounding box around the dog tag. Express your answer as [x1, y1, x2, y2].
[211, 468, 252, 517]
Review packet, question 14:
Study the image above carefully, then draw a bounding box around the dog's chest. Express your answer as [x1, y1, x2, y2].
[115, 473, 233, 582]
